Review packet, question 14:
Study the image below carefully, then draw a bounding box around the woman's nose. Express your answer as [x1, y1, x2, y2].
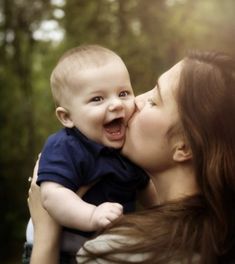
[108, 98, 124, 111]
[135, 92, 148, 110]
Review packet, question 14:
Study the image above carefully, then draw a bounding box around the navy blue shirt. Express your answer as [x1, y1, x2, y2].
[37, 127, 149, 214]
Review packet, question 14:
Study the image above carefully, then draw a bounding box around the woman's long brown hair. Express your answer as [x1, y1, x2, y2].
[177, 51, 235, 263]
[79, 51, 235, 263]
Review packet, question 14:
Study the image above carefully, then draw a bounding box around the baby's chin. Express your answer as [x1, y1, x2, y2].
[103, 139, 124, 149]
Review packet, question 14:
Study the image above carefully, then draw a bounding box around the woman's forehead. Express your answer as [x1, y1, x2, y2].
[160, 61, 183, 82]
[156, 61, 183, 100]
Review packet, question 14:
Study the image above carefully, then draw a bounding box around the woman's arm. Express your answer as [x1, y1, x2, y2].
[28, 158, 61, 264]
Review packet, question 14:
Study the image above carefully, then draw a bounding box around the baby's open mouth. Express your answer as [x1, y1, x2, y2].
[104, 117, 125, 141]
[104, 118, 124, 134]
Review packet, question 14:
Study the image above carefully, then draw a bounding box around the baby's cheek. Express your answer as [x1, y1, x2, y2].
[126, 104, 135, 118]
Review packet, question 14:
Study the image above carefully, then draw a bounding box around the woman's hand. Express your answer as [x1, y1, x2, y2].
[28, 156, 61, 264]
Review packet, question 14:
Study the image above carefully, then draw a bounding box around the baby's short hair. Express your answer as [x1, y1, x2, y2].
[50, 44, 121, 107]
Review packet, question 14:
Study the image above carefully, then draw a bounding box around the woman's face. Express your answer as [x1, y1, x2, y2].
[122, 62, 182, 174]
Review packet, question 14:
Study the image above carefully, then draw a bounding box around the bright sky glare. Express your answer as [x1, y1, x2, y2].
[32, 0, 65, 42]
[33, 20, 65, 42]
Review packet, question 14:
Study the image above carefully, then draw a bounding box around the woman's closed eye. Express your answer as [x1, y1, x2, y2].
[148, 98, 157, 106]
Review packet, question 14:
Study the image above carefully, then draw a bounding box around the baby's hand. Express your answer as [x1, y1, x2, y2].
[90, 202, 123, 229]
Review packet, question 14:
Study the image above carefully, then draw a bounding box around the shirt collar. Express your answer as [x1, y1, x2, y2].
[68, 127, 118, 157]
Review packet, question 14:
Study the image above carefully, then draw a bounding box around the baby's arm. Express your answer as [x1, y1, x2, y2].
[40, 182, 123, 231]
[137, 179, 158, 208]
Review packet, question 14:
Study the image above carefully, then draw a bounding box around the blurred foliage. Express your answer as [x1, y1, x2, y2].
[0, 0, 235, 262]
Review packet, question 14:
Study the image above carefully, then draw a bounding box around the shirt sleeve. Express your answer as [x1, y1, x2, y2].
[76, 233, 148, 263]
[37, 132, 86, 192]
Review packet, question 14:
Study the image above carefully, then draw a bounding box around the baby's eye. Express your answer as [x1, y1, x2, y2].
[90, 96, 103, 102]
[119, 91, 129, 97]
[148, 98, 157, 106]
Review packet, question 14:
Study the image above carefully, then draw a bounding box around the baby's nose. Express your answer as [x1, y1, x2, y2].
[108, 98, 123, 111]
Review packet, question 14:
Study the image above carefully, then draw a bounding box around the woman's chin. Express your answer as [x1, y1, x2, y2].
[121, 141, 133, 160]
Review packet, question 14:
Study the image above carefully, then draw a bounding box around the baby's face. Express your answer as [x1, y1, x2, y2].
[67, 59, 135, 148]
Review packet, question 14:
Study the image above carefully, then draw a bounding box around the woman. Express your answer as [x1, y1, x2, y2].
[28, 51, 235, 263]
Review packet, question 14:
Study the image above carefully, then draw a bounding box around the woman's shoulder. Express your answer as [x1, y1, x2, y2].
[80, 233, 125, 250]
[76, 233, 149, 263]
[76, 233, 201, 264]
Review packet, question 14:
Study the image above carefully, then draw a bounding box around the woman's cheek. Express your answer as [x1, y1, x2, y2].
[123, 115, 150, 159]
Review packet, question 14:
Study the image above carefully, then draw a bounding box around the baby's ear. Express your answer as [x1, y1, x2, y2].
[55, 107, 74, 128]
[173, 140, 192, 162]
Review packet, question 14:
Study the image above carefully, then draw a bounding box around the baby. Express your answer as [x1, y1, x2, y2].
[26, 45, 157, 258]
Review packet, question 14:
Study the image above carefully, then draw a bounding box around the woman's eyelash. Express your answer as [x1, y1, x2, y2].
[148, 98, 157, 106]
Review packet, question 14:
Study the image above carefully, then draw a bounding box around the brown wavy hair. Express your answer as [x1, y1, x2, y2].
[79, 51, 235, 263]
